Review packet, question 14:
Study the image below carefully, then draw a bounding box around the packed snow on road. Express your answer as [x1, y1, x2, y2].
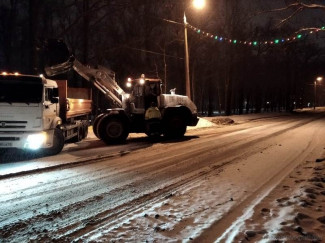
[0, 109, 325, 242]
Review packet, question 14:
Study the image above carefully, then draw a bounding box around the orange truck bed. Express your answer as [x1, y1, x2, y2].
[56, 80, 92, 120]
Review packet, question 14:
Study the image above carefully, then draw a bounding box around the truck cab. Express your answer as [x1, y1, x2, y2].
[0, 73, 91, 156]
[0, 73, 62, 154]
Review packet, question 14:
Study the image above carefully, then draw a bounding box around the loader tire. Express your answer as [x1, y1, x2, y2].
[93, 114, 105, 139]
[163, 115, 186, 138]
[98, 117, 129, 144]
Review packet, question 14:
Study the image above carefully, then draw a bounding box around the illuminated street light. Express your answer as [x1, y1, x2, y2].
[314, 76, 323, 110]
[184, 0, 206, 100]
[193, 0, 206, 9]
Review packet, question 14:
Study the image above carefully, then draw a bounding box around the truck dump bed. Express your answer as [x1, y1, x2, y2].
[56, 80, 92, 120]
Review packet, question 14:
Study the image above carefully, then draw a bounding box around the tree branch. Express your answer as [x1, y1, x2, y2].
[254, 2, 325, 17]
[276, 6, 304, 27]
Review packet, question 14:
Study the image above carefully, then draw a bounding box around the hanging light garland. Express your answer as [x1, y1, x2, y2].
[187, 23, 325, 46]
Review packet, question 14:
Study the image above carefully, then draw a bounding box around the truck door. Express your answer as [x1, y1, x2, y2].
[43, 87, 59, 130]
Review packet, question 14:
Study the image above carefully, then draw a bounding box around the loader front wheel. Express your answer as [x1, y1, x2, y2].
[93, 114, 105, 139]
[99, 117, 129, 144]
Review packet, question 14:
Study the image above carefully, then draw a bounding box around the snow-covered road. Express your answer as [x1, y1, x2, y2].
[0, 110, 324, 242]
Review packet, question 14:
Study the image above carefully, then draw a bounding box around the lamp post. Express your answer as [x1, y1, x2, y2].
[184, 13, 191, 99]
[184, 0, 205, 100]
[314, 76, 323, 110]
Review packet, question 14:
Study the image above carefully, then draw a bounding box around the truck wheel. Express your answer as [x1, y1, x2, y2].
[98, 117, 129, 144]
[164, 115, 186, 138]
[43, 128, 65, 156]
[82, 123, 88, 139]
[71, 127, 83, 142]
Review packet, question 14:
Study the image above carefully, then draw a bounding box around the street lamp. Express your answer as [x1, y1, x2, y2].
[314, 76, 323, 110]
[184, 0, 206, 100]
[193, 0, 206, 9]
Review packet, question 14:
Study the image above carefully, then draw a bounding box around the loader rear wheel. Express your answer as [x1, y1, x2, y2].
[43, 128, 65, 156]
[163, 115, 186, 138]
[98, 117, 129, 144]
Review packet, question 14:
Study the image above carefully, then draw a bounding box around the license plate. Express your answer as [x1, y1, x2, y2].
[0, 142, 13, 147]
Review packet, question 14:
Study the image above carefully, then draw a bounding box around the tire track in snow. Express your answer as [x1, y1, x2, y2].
[0, 114, 323, 242]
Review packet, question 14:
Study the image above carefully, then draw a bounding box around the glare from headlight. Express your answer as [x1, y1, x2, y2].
[25, 133, 47, 150]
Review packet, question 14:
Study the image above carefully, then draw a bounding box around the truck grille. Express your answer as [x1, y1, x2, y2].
[0, 121, 27, 129]
[0, 137, 20, 141]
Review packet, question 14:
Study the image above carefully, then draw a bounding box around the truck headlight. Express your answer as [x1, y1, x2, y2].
[24, 132, 47, 150]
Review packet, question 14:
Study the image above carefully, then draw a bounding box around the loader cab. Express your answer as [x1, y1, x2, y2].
[143, 79, 161, 109]
[126, 76, 162, 112]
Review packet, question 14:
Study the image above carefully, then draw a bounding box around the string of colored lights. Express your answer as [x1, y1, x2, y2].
[187, 23, 325, 46]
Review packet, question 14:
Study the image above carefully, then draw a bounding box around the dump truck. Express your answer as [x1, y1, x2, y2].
[0, 72, 91, 155]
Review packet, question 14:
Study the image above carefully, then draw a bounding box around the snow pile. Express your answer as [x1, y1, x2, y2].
[188, 117, 216, 130]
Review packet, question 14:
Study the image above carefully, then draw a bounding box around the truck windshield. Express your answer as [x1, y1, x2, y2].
[0, 76, 43, 103]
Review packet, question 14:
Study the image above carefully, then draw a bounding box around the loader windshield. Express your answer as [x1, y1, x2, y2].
[0, 75, 43, 103]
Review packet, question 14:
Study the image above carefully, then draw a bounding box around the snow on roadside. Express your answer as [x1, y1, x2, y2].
[231, 158, 325, 242]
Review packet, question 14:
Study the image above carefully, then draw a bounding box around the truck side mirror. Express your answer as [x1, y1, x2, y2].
[52, 88, 59, 97]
